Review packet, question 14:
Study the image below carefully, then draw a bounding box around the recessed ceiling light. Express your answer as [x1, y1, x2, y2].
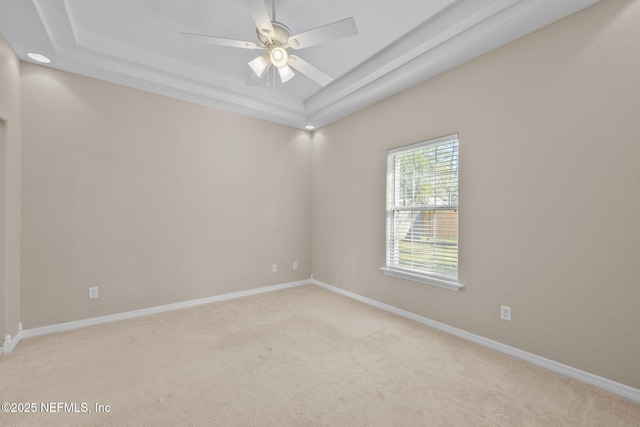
[305, 125, 315, 131]
[26, 52, 51, 64]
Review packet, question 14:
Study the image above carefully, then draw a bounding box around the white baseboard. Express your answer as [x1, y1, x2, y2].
[1, 323, 23, 355]
[310, 278, 640, 403]
[21, 279, 309, 340]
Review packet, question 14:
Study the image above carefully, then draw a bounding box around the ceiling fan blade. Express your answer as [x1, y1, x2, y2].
[288, 55, 333, 86]
[288, 17, 358, 50]
[180, 32, 262, 49]
[243, 0, 275, 40]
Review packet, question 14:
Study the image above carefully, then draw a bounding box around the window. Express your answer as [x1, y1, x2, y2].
[382, 134, 462, 291]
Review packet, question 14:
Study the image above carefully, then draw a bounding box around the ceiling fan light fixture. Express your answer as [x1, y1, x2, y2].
[248, 55, 270, 78]
[277, 65, 295, 83]
[270, 47, 288, 68]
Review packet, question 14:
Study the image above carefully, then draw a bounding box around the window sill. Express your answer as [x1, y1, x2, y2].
[381, 267, 464, 291]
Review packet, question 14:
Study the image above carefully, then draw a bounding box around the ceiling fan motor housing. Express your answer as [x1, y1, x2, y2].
[257, 21, 291, 48]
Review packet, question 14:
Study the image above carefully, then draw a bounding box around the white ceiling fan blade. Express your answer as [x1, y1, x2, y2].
[288, 55, 333, 86]
[288, 17, 358, 50]
[243, 0, 276, 40]
[180, 32, 262, 49]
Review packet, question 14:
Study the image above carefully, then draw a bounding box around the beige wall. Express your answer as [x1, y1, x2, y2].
[21, 63, 311, 328]
[0, 34, 21, 341]
[312, 0, 640, 389]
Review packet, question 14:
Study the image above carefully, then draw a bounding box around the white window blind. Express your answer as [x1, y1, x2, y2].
[383, 134, 462, 291]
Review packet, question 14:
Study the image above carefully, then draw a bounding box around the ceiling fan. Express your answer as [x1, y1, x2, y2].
[180, 0, 358, 86]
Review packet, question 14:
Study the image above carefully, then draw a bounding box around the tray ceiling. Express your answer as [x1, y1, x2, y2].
[0, 0, 598, 129]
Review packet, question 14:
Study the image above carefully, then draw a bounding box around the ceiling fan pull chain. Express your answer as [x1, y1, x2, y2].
[272, 67, 277, 97]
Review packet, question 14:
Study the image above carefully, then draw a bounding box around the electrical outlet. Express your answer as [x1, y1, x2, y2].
[272, 264, 277, 273]
[501, 305, 511, 321]
[89, 287, 99, 299]
[293, 261, 298, 270]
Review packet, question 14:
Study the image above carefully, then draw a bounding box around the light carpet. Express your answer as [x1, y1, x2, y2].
[1, 284, 639, 426]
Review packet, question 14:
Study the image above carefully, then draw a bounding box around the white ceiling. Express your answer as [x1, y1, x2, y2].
[0, 0, 598, 130]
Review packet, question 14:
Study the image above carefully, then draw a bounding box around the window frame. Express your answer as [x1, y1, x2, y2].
[381, 133, 463, 291]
